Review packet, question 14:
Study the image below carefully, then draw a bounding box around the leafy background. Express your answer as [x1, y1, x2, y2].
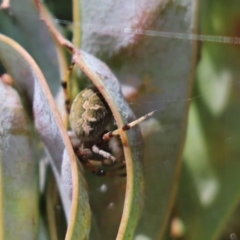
[0, 0, 240, 239]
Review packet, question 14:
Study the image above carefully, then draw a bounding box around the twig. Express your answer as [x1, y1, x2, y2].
[34, 0, 75, 53]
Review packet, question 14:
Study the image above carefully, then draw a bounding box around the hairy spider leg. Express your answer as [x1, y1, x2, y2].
[75, 147, 126, 176]
[61, 61, 75, 114]
[74, 136, 125, 175]
[85, 110, 157, 176]
[92, 145, 116, 162]
[103, 110, 157, 141]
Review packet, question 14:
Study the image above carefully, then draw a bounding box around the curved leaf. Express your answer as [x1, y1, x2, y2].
[0, 33, 91, 240]
[73, 50, 144, 240]
[78, 0, 199, 238]
[32, 2, 146, 238]
[35, 0, 198, 238]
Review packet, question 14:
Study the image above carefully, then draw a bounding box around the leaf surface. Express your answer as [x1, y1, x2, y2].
[0, 33, 91, 240]
[0, 0, 61, 96]
[0, 79, 39, 240]
[78, 0, 199, 238]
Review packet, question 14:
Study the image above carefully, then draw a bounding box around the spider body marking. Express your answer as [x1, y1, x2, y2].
[69, 87, 112, 142]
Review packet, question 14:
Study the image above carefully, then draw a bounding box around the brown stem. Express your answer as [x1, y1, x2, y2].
[34, 0, 75, 52]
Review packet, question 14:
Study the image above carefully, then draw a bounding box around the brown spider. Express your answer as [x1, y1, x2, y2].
[61, 62, 156, 176]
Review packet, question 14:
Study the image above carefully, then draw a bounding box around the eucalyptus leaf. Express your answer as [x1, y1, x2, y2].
[0, 33, 91, 240]
[73, 49, 144, 240]
[78, 0, 199, 238]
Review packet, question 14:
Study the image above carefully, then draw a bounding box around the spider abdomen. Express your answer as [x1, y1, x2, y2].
[69, 87, 112, 141]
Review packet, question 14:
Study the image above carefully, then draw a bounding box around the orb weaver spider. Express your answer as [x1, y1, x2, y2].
[62, 62, 156, 176]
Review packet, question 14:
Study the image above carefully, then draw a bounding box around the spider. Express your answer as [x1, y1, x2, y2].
[61, 62, 156, 176]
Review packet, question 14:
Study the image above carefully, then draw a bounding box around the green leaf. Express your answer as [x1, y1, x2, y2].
[0, 0, 61, 96]
[178, 99, 240, 239]
[0, 79, 39, 240]
[73, 49, 144, 240]
[0, 33, 91, 240]
[76, 0, 199, 238]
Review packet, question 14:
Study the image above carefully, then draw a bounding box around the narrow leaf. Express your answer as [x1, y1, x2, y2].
[0, 34, 91, 240]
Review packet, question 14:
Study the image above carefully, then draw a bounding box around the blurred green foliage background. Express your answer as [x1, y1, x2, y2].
[1, 0, 240, 239]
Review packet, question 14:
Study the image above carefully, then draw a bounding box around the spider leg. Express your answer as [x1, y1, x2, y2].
[87, 159, 126, 177]
[88, 159, 114, 166]
[103, 162, 126, 177]
[81, 160, 107, 176]
[74, 148, 107, 175]
[103, 110, 157, 141]
[92, 145, 116, 162]
[61, 61, 75, 114]
[68, 131, 81, 148]
[75, 146, 126, 176]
